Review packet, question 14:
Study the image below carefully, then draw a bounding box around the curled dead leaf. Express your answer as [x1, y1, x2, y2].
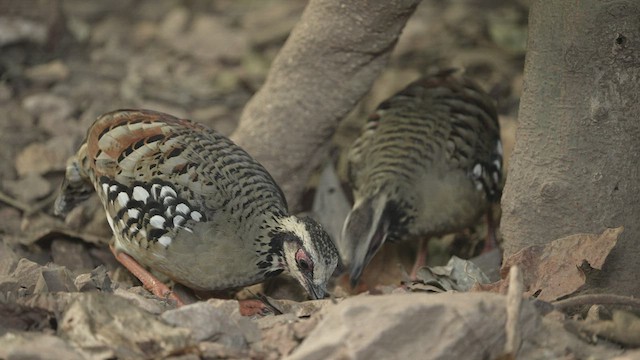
[501, 227, 623, 301]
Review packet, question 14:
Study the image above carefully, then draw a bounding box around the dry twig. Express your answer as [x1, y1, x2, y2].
[552, 294, 640, 312]
[503, 265, 524, 358]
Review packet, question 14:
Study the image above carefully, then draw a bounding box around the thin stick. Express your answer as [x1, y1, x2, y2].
[552, 294, 640, 311]
[19, 227, 110, 246]
[0, 189, 33, 213]
[504, 265, 524, 358]
[0, 189, 57, 216]
[252, 291, 284, 315]
[26, 192, 59, 216]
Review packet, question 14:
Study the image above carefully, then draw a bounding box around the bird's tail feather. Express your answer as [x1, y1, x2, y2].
[54, 145, 94, 216]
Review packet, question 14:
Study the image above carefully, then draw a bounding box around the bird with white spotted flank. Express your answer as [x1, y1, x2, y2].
[55, 109, 339, 304]
[339, 69, 503, 288]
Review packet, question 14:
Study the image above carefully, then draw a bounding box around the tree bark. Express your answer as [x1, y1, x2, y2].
[501, 0, 640, 296]
[231, 0, 420, 211]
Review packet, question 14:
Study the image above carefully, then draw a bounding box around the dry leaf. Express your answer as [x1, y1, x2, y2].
[413, 256, 491, 292]
[502, 227, 622, 301]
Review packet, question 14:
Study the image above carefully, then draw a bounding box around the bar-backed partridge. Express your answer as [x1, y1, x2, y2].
[339, 70, 503, 287]
[55, 109, 339, 302]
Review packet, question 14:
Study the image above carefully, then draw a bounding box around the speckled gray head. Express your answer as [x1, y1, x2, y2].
[280, 215, 339, 299]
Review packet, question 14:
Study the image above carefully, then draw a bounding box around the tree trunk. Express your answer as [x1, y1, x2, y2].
[501, 0, 640, 296]
[231, 0, 420, 211]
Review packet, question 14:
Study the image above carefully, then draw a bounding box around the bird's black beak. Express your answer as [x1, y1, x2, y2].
[306, 279, 326, 299]
[349, 265, 364, 289]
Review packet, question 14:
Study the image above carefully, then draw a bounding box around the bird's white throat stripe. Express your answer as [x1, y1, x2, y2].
[278, 216, 311, 244]
[100, 177, 206, 248]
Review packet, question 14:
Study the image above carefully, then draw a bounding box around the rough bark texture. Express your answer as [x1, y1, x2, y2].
[501, 0, 640, 296]
[231, 0, 421, 211]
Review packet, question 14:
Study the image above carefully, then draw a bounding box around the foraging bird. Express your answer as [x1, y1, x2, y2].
[55, 109, 339, 303]
[339, 70, 503, 287]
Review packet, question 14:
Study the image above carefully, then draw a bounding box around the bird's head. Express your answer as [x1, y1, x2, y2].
[279, 216, 339, 299]
[339, 194, 390, 288]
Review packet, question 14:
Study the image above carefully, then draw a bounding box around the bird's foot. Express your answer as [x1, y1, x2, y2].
[481, 207, 498, 254]
[238, 299, 270, 316]
[410, 238, 429, 280]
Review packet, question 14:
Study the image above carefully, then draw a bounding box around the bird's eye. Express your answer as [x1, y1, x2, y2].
[298, 259, 310, 271]
[295, 249, 313, 273]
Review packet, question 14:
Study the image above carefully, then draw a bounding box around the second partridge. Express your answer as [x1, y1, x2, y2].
[339, 70, 503, 287]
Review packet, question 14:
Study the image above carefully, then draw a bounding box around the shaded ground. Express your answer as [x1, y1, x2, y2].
[11, 1, 636, 359]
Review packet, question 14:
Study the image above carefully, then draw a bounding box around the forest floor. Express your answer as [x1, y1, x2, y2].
[2, 1, 637, 359]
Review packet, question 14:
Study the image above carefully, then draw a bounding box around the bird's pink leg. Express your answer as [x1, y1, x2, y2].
[481, 206, 498, 253]
[110, 244, 185, 306]
[110, 246, 271, 315]
[238, 300, 269, 316]
[410, 238, 429, 279]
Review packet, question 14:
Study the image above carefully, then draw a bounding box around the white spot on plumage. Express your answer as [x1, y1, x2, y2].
[472, 163, 483, 178]
[191, 211, 202, 221]
[109, 184, 118, 193]
[492, 171, 500, 184]
[150, 183, 162, 198]
[493, 159, 501, 171]
[158, 235, 172, 247]
[117, 192, 129, 207]
[128, 208, 140, 219]
[172, 215, 193, 232]
[150, 215, 166, 229]
[496, 140, 503, 156]
[101, 183, 109, 195]
[132, 186, 150, 202]
[160, 186, 177, 199]
[173, 215, 186, 227]
[476, 181, 484, 191]
[176, 203, 190, 215]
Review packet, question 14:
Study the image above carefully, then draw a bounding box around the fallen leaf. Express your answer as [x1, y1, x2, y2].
[501, 227, 622, 301]
[59, 293, 192, 359]
[14, 136, 74, 176]
[2, 173, 52, 202]
[412, 256, 491, 293]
